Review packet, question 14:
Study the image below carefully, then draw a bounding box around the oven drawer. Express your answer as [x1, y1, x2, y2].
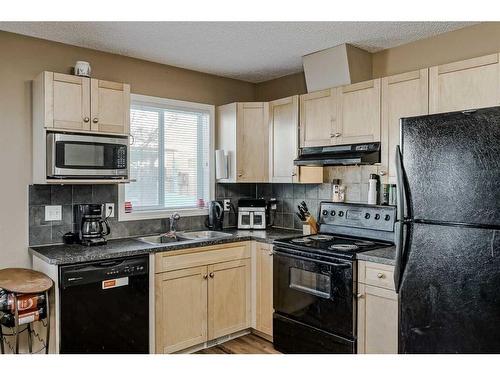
[358, 261, 395, 290]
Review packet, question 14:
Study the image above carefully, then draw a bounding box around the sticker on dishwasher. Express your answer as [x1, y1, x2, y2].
[102, 277, 129, 289]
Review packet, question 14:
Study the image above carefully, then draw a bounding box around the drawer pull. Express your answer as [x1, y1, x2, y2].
[377, 272, 385, 279]
[203, 274, 208, 279]
[209, 272, 215, 278]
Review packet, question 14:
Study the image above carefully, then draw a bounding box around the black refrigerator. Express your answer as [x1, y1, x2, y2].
[394, 106, 500, 354]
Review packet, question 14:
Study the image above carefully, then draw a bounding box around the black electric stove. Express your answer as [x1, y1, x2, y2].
[273, 202, 396, 354]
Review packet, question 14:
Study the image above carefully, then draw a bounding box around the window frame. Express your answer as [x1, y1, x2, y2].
[118, 93, 215, 222]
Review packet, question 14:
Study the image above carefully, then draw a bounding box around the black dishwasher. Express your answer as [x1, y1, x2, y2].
[59, 256, 149, 354]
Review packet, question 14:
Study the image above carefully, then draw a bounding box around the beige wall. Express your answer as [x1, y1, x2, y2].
[0, 31, 255, 268]
[256, 22, 500, 101]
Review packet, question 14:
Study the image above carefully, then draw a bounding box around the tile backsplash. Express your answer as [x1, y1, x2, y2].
[216, 165, 385, 230]
[28, 185, 207, 246]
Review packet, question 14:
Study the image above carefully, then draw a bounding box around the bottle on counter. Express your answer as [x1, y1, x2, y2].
[367, 174, 380, 205]
[0, 306, 47, 327]
[0, 292, 46, 314]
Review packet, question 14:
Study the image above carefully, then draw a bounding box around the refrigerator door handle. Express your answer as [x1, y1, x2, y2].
[394, 145, 409, 292]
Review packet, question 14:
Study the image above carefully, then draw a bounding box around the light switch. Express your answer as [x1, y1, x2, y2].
[45, 205, 62, 221]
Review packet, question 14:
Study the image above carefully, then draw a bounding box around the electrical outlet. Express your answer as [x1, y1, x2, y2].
[45, 205, 62, 221]
[223, 199, 231, 212]
[105, 203, 115, 218]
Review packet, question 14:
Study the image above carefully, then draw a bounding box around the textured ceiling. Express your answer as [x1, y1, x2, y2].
[0, 22, 475, 82]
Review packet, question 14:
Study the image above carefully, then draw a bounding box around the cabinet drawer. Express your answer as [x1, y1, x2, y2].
[155, 242, 251, 273]
[358, 261, 395, 290]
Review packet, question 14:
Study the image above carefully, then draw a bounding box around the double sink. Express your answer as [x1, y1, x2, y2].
[139, 230, 233, 245]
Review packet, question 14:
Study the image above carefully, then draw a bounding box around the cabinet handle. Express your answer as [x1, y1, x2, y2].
[238, 173, 243, 178]
[356, 293, 364, 298]
[334, 132, 342, 137]
[209, 272, 214, 278]
[379, 171, 387, 176]
[291, 172, 297, 177]
[269, 251, 273, 256]
[377, 272, 385, 279]
[83, 117, 90, 123]
[203, 274, 208, 279]
[92, 117, 99, 124]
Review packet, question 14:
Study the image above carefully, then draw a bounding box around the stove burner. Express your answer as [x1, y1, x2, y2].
[354, 240, 375, 247]
[291, 238, 312, 244]
[309, 235, 334, 241]
[328, 244, 359, 251]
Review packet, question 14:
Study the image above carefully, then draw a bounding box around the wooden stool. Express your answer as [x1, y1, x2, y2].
[0, 268, 53, 354]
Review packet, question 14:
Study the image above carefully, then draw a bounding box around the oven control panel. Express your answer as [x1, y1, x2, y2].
[319, 202, 396, 232]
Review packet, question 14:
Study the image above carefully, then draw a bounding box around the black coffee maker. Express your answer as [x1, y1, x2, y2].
[206, 201, 224, 230]
[74, 204, 110, 246]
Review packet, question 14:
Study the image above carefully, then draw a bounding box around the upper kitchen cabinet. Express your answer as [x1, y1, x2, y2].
[269, 95, 300, 183]
[33, 71, 130, 135]
[337, 79, 381, 145]
[90, 79, 130, 134]
[299, 88, 338, 147]
[34, 72, 91, 131]
[380, 69, 429, 184]
[216, 102, 269, 183]
[429, 53, 500, 114]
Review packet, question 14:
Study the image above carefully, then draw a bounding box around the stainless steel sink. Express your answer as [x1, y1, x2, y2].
[138, 234, 181, 245]
[176, 230, 233, 241]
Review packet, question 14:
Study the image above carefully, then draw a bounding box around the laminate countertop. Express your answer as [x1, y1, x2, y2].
[356, 246, 396, 266]
[29, 228, 301, 265]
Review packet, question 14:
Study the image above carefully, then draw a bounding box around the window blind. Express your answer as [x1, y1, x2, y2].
[125, 101, 210, 212]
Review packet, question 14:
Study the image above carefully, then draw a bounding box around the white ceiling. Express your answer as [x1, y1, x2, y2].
[0, 22, 475, 82]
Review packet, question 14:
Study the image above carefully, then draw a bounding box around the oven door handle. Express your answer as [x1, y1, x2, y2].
[273, 248, 351, 268]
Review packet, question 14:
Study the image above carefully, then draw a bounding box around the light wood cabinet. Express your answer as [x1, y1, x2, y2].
[154, 243, 252, 353]
[429, 53, 500, 114]
[33, 71, 130, 135]
[269, 96, 299, 183]
[155, 266, 208, 354]
[299, 88, 337, 147]
[337, 79, 381, 145]
[357, 261, 398, 354]
[381, 69, 429, 184]
[90, 79, 130, 134]
[208, 259, 251, 340]
[216, 102, 269, 182]
[255, 243, 273, 337]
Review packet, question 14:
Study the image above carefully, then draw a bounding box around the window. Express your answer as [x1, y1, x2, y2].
[119, 94, 214, 221]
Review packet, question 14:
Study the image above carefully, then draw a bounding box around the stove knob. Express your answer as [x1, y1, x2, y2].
[322, 210, 329, 216]
[338, 211, 344, 217]
[374, 214, 380, 220]
[330, 210, 336, 216]
[384, 214, 391, 221]
[365, 213, 370, 219]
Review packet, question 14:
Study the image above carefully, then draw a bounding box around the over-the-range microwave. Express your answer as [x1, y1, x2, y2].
[46, 132, 129, 179]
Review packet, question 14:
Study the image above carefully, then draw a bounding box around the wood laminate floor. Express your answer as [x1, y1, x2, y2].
[196, 334, 281, 354]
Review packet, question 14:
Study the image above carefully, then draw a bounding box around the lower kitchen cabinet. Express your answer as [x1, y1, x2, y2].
[208, 259, 251, 340]
[255, 243, 273, 338]
[155, 266, 208, 354]
[155, 243, 252, 353]
[357, 261, 398, 354]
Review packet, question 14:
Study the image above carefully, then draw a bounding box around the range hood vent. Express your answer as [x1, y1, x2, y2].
[302, 43, 372, 92]
[294, 142, 381, 166]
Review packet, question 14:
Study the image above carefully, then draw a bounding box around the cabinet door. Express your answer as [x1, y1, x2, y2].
[47, 72, 91, 131]
[381, 70, 429, 184]
[337, 79, 381, 145]
[236, 103, 269, 182]
[91, 79, 130, 134]
[357, 283, 398, 354]
[155, 266, 208, 353]
[429, 53, 500, 114]
[208, 259, 251, 340]
[269, 96, 299, 183]
[299, 88, 337, 147]
[256, 244, 273, 337]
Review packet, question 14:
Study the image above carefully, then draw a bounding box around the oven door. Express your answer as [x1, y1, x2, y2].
[47, 133, 128, 178]
[273, 247, 355, 339]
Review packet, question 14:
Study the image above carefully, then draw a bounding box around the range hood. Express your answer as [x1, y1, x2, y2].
[294, 142, 381, 166]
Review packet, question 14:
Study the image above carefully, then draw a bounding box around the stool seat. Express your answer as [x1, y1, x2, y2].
[0, 268, 53, 294]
